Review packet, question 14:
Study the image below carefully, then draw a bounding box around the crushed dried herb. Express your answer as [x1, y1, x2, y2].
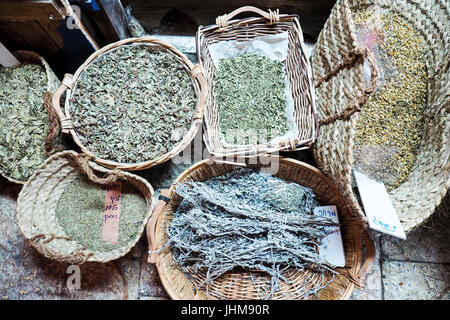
[0, 64, 49, 182]
[214, 54, 288, 145]
[352, 8, 427, 190]
[162, 168, 338, 299]
[70, 45, 196, 164]
[55, 176, 147, 252]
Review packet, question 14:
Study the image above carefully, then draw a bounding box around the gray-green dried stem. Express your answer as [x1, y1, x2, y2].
[214, 54, 288, 145]
[163, 168, 338, 299]
[70, 45, 196, 163]
[55, 176, 147, 252]
[0, 64, 49, 181]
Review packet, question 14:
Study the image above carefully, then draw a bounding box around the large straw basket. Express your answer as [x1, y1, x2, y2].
[311, 0, 449, 232]
[0, 50, 62, 184]
[51, 37, 208, 171]
[146, 157, 375, 300]
[16, 150, 154, 264]
[196, 6, 319, 158]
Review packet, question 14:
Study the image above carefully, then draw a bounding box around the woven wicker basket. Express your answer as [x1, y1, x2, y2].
[146, 157, 375, 300]
[51, 37, 208, 171]
[16, 150, 154, 264]
[0, 50, 62, 184]
[196, 6, 319, 158]
[311, 0, 449, 232]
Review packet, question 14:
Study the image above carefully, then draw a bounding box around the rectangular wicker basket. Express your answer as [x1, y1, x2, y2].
[196, 6, 319, 158]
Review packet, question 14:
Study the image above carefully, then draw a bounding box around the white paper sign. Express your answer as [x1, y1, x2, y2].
[353, 170, 406, 239]
[313, 205, 346, 267]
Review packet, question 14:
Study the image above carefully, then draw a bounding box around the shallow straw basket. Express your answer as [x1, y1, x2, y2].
[16, 150, 154, 264]
[311, 0, 449, 232]
[146, 157, 375, 300]
[51, 37, 208, 171]
[0, 50, 63, 184]
[196, 6, 319, 158]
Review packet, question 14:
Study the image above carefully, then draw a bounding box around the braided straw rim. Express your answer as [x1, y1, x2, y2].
[53, 37, 208, 171]
[149, 157, 375, 300]
[0, 50, 61, 185]
[16, 150, 154, 264]
[311, 0, 450, 232]
[196, 7, 319, 158]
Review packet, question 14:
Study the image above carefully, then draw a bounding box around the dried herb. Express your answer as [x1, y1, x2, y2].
[0, 64, 49, 182]
[352, 9, 427, 190]
[214, 54, 288, 145]
[162, 168, 338, 298]
[55, 176, 147, 252]
[70, 45, 196, 163]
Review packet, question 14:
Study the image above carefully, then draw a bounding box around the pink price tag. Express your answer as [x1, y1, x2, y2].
[102, 181, 122, 244]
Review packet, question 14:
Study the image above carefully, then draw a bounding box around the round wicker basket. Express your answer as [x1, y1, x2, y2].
[146, 157, 375, 300]
[51, 37, 208, 171]
[0, 50, 62, 184]
[16, 150, 154, 264]
[311, 0, 449, 232]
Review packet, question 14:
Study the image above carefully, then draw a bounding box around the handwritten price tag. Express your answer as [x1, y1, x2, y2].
[102, 181, 122, 244]
[314, 205, 346, 267]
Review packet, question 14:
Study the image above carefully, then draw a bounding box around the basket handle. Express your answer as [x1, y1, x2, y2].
[146, 189, 171, 264]
[52, 73, 75, 134]
[216, 6, 280, 28]
[74, 153, 123, 185]
[316, 46, 379, 126]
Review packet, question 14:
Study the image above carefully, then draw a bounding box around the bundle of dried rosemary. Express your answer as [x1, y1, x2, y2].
[0, 64, 49, 182]
[70, 44, 196, 164]
[352, 8, 427, 190]
[164, 168, 338, 298]
[214, 54, 288, 145]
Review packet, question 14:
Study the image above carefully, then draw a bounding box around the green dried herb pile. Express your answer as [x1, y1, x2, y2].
[55, 176, 147, 252]
[70, 45, 196, 163]
[0, 64, 49, 182]
[353, 9, 427, 190]
[214, 54, 288, 145]
[164, 168, 338, 298]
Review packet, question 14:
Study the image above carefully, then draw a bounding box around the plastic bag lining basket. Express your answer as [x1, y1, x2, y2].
[196, 6, 319, 158]
[16, 150, 154, 264]
[311, 0, 449, 232]
[51, 37, 208, 171]
[0, 50, 61, 184]
[146, 157, 375, 300]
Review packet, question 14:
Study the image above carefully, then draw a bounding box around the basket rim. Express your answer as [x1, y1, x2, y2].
[196, 13, 319, 158]
[153, 157, 365, 300]
[61, 37, 206, 171]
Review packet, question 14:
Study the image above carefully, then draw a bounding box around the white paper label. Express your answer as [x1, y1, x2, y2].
[313, 205, 346, 267]
[353, 170, 406, 239]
